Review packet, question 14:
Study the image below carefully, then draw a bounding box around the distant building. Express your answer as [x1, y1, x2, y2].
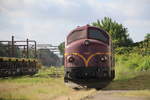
[37, 44, 62, 57]
[37, 44, 63, 66]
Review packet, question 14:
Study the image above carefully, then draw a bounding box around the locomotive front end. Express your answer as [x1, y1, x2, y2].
[64, 25, 115, 88]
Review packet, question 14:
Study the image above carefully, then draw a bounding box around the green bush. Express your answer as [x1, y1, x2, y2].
[115, 54, 150, 80]
[115, 47, 132, 54]
[136, 56, 150, 71]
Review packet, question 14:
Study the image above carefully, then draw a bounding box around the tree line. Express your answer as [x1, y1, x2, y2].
[58, 17, 150, 56]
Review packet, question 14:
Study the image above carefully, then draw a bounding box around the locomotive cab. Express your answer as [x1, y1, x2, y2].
[64, 25, 115, 88]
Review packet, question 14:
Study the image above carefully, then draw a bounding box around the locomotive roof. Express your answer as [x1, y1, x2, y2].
[67, 25, 110, 39]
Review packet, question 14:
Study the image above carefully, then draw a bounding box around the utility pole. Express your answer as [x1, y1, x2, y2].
[27, 38, 29, 58]
[34, 41, 37, 58]
[12, 35, 15, 57]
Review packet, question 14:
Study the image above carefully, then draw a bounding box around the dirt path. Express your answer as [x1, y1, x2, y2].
[83, 90, 148, 100]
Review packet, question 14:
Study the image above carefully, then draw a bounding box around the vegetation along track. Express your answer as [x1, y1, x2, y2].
[0, 62, 150, 100]
[0, 53, 150, 100]
[83, 54, 150, 100]
[0, 67, 96, 100]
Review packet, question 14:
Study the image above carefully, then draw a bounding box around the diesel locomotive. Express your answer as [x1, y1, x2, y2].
[64, 25, 115, 89]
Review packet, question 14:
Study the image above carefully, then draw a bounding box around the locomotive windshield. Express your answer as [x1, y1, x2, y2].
[67, 30, 86, 44]
[88, 29, 109, 44]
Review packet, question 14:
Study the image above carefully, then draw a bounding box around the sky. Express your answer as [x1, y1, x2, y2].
[0, 0, 150, 45]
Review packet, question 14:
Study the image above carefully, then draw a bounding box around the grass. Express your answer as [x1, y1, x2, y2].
[113, 54, 150, 80]
[105, 71, 150, 90]
[0, 67, 96, 100]
[104, 54, 150, 98]
[0, 54, 150, 100]
[35, 66, 64, 78]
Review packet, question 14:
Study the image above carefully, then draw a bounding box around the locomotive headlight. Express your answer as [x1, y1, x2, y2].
[84, 40, 90, 46]
[104, 56, 108, 60]
[67, 56, 74, 62]
[100, 55, 108, 62]
[100, 57, 105, 61]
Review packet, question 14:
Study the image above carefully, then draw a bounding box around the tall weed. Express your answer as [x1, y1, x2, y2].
[115, 54, 150, 80]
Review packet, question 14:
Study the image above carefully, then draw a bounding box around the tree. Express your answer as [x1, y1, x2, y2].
[145, 33, 150, 40]
[0, 43, 8, 57]
[92, 17, 133, 47]
[0, 43, 21, 57]
[58, 42, 65, 55]
[37, 49, 60, 66]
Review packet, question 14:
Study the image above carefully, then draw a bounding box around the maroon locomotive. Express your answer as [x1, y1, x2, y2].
[64, 25, 115, 89]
